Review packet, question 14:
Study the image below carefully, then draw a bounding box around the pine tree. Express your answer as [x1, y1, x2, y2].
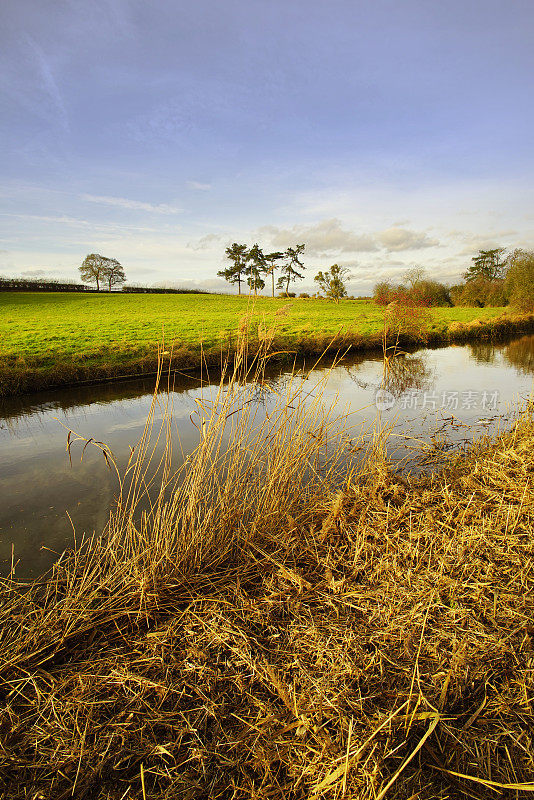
[276, 244, 305, 295]
[264, 251, 284, 298]
[246, 244, 267, 295]
[464, 249, 506, 282]
[217, 243, 248, 294]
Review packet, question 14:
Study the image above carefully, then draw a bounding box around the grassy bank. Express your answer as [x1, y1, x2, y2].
[3, 291, 533, 396]
[1, 352, 534, 798]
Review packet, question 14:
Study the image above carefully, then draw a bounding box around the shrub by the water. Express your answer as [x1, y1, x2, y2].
[450, 277, 507, 307]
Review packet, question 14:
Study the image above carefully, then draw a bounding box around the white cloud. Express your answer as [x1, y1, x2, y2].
[187, 181, 211, 191]
[378, 227, 439, 252]
[257, 218, 378, 256]
[82, 194, 183, 214]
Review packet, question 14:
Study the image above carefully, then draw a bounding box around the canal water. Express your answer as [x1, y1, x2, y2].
[1, 334, 534, 577]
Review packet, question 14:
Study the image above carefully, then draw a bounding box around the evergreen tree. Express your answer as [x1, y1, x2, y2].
[217, 243, 248, 294]
[276, 244, 305, 295]
[246, 244, 267, 295]
[464, 248, 506, 282]
[264, 251, 284, 298]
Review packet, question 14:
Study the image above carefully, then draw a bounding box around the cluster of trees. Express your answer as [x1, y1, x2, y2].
[79, 254, 126, 291]
[506, 249, 534, 311]
[374, 249, 534, 311]
[451, 248, 534, 310]
[16, 243, 534, 310]
[374, 267, 452, 307]
[218, 244, 354, 302]
[450, 248, 507, 307]
[217, 243, 305, 296]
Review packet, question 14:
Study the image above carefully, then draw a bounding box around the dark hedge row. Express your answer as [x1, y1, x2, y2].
[0, 278, 209, 294]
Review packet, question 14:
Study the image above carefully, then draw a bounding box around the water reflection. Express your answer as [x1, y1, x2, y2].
[0, 372, 199, 429]
[382, 351, 434, 398]
[345, 350, 434, 400]
[467, 342, 500, 364]
[466, 336, 534, 374]
[2, 334, 534, 578]
[503, 335, 534, 375]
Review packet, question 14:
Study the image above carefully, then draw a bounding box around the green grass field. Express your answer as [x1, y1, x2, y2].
[0, 292, 520, 395]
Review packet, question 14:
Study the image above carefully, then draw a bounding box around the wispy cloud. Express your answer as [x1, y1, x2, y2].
[25, 36, 69, 133]
[82, 194, 183, 214]
[0, 212, 163, 234]
[187, 181, 211, 191]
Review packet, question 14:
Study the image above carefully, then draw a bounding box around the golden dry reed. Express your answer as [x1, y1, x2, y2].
[1, 333, 534, 799]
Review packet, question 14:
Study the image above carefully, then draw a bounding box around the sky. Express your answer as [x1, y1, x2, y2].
[1, 0, 533, 294]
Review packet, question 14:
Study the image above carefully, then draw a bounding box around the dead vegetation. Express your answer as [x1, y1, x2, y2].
[1, 342, 534, 799]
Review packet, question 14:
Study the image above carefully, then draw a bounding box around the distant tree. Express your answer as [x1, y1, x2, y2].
[505, 249, 534, 311]
[464, 248, 506, 282]
[276, 244, 305, 295]
[314, 264, 350, 303]
[403, 267, 426, 289]
[246, 244, 267, 295]
[217, 243, 248, 295]
[264, 251, 284, 298]
[79, 253, 110, 291]
[104, 258, 126, 291]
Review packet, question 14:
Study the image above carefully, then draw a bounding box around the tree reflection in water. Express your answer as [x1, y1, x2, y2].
[346, 349, 434, 400]
[468, 342, 499, 364]
[503, 335, 534, 375]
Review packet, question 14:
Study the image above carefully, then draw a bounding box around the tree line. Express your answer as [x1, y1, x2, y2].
[450, 247, 534, 310]
[0, 277, 96, 292]
[374, 248, 534, 311]
[8, 245, 534, 308]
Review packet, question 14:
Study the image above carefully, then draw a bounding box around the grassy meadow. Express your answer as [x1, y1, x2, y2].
[1, 351, 534, 798]
[0, 290, 528, 396]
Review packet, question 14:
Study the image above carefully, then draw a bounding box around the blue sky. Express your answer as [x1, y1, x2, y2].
[1, 0, 533, 293]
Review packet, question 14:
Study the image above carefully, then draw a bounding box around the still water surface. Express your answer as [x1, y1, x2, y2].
[1, 334, 534, 577]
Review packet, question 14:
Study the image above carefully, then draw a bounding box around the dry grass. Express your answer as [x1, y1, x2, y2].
[1, 339, 534, 798]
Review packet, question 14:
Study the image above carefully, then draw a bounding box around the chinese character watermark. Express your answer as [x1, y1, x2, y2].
[374, 388, 500, 412]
